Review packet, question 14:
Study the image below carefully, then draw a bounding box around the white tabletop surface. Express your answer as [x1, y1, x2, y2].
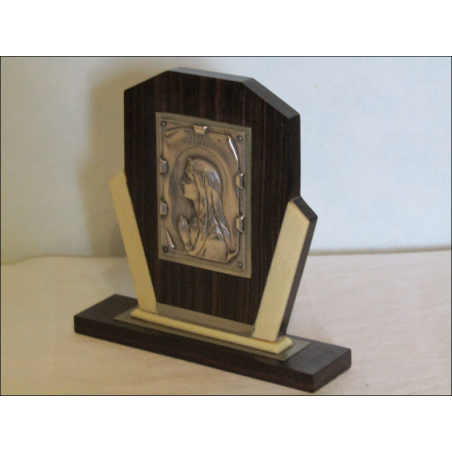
[2, 251, 450, 395]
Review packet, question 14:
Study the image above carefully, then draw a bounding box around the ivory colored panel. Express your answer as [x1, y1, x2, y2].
[109, 171, 158, 314]
[253, 201, 310, 342]
[130, 308, 293, 354]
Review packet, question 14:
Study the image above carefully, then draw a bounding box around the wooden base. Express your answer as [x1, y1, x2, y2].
[74, 295, 351, 393]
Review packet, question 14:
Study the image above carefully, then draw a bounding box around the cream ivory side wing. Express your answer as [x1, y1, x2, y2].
[109, 171, 158, 314]
[252, 201, 311, 342]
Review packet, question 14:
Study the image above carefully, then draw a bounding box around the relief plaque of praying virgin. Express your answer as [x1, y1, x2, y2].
[74, 68, 351, 392]
[156, 113, 251, 277]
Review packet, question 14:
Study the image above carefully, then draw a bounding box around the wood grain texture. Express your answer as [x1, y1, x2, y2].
[74, 295, 352, 393]
[124, 68, 302, 328]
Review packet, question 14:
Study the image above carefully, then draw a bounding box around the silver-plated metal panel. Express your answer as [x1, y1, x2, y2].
[156, 113, 251, 278]
[115, 307, 310, 362]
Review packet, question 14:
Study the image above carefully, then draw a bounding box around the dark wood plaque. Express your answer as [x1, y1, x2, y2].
[125, 67, 308, 331]
[74, 68, 351, 393]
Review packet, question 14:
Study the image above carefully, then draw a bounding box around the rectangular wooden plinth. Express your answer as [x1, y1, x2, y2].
[74, 295, 351, 393]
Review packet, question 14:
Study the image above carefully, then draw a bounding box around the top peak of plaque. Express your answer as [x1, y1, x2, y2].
[128, 67, 300, 120]
[172, 67, 251, 83]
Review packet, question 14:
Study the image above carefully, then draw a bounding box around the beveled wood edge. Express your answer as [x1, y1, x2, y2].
[125, 68, 300, 120]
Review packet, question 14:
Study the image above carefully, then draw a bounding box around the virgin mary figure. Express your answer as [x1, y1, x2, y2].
[178, 157, 235, 263]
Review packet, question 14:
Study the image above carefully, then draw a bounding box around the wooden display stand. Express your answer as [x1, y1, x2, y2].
[75, 295, 351, 393]
[74, 68, 351, 392]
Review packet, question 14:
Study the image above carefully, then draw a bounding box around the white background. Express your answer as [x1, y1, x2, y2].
[2, 57, 450, 263]
[0, 3, 451, 449]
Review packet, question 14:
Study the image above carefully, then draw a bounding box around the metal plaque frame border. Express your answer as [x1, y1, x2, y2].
[155, 112, 252, 278]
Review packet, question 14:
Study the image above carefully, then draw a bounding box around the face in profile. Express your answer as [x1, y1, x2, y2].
[178, 157, 234, 263]
[181, 167, 199, 202]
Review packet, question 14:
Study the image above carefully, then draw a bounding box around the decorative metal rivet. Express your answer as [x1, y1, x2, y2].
[161, 121, 166, 126]
[162, 246, 168, 253]
[235, 172, 245, 189]
[160, 199, 168, 216]
[194, 125, 208, 135]
[237, 135, 243, 141]
[235, 215, 245, 233]
[160, 157, 168, 174]
[238, 262, 243, 269]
